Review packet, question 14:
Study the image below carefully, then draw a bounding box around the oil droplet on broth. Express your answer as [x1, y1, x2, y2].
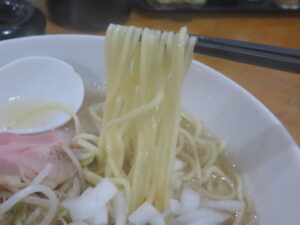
[0, 97, 61, 131]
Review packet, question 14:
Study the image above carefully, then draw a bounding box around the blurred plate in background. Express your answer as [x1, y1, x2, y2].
[0, 0, 46, 41]
[134, 0, 300, 12]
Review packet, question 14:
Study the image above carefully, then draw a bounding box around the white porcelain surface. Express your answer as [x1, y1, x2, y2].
[0, 56, 84, 134]
[0, 35, 299, 225]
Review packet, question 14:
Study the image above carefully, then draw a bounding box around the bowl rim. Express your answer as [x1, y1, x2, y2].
[191, 59, 299, 146]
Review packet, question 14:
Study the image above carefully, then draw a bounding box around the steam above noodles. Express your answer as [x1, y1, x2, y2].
[0, 24, 257, 225]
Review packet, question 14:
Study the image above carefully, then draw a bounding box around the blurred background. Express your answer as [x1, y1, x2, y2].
[0, 0, 299, 144]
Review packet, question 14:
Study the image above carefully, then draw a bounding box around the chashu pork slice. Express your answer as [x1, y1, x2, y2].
[0, 130, 76, 189]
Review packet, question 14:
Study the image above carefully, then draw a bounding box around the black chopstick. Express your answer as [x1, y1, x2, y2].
[193, 35, 300, 74]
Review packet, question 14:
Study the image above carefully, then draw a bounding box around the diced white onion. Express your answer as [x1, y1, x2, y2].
[174, 208, 230, 225]
[88, 206, 108, 225]
[112, 191, 128, 225]
[174, 158, 185, 170]
[150, 213, 166, 225]
[203, 200, 244, 212]
[67, 222, 88, 225]
[129, 202, 160, 225]
[63, 178, 118, 221]
[170, 199, 182, 215]
[61, 198, 77, 211]
[180, 188, 200, 212]
[80, 187, 93, 198]
[91, 178, 118, 203]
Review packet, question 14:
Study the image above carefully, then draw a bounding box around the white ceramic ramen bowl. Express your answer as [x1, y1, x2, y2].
[0, 35, 299, 225]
